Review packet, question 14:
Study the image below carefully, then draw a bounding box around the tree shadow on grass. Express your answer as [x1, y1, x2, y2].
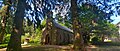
[22, 45, 71, 51]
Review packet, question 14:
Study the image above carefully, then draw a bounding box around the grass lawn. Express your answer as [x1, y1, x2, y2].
[22, 44, 72, 51]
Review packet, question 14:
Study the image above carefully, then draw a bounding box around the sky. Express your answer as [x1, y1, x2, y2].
[110, 0, 120, 24]
[111, 16, 120, 24]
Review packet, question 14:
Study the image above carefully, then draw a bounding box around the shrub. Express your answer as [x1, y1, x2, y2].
[22, 28, 42, 44]
[91, 37, 101, 44]
[0, 44, 8, 49]
[3, 34, 11, 43]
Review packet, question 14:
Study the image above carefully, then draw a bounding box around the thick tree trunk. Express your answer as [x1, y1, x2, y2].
[101, 34, 105, 42]
[71, 0, 84, 50]
[6, 0, 26, 51]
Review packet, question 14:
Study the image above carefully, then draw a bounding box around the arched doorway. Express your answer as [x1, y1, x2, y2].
[45, 34, 50, 44]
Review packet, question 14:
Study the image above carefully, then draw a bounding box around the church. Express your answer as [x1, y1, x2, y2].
[41, 18, 74, 45]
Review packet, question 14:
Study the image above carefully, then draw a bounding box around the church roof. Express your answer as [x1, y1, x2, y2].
[53, 21, 73, 33]
[116, 22, 120, 26]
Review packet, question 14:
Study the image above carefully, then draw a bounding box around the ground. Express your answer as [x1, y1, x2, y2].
[1, 43, 120, 51]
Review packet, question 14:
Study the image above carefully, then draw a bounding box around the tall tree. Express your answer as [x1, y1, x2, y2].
[71, 0, 84, 50]
[77, 3, 107, 44]
[7, 0, 26, 51]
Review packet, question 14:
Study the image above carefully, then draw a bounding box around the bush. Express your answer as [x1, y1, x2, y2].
[0, 34, 10, 48]
[91, 37, 101, 44]
[3, 34, 11, 44]
[0, 44, 8, 48]
[22, 28, 42, 44]
[29, 35, 40, 43]
[29, 29, 42, 43]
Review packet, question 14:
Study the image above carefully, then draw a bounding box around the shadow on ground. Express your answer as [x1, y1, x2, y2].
[23, 45, 72, 51]
[23, 45, 120, 51]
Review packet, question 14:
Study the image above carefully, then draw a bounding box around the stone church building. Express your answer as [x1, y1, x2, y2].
[41, 19, 74, 45]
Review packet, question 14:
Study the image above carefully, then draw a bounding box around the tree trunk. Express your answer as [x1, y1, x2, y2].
[6, 0, 26, 51]
[71, 0, 84, 50]
[101, 34, 105, 42]
[0, 5, 9, 43]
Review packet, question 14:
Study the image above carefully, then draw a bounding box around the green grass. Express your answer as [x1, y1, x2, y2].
[0, 44, 8, 49]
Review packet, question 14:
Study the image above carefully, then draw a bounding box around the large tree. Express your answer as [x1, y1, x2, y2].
[6, 0, 26, 51]
[71, 0, 85, 50]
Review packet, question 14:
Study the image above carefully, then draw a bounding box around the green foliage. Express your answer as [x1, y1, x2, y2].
[91, 37, 101, 44]
[106, 23, 119, 37]
[22, 27, 42, 44]
[29, 36, 40, 43]
[0, 5, 9, 17]
[0, 44, 8, 48]
[22, 19, 43, 44]
[23, 19, 35, 34]
[0, 5, 13, 34]
[55, 13, 72, 28]
[29, 28, 42, 43]
[3, 34, 11, 43]
[0, 34, 10, 48]
[41, 19, 46, 27]
[77, 4, 119, 45]
[21, 36, 25, 43]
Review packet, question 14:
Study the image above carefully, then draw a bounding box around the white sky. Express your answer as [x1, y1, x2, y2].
[111, 0, 120, 24]
[111, 16, 120, 24]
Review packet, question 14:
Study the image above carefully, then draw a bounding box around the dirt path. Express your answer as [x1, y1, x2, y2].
[0, 45, 97, 51]
[23, 45, 73, 51]
[1, 45, 120, 51]
[0, 48, 6, 51]
[0, 45, 72, 51]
